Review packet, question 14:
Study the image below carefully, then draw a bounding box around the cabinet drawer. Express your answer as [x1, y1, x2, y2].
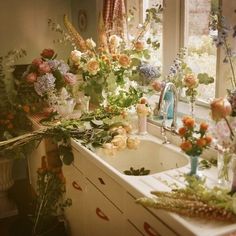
[85, 181, 124, 236]
[125, 193, 178, 236]
[63, 165, 87, 236]
[71, 147, 87, 173]
[83, 158, 124, 212]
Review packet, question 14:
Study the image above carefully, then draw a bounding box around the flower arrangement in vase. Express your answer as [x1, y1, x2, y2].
[179, 116, 212, 178]
[209, 9, 236, 189]
[19, 48, 77, 114]
[60, 6, 162, 106]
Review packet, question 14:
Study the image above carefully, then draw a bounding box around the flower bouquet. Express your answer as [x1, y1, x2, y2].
[19, 49, 77, 114]
[179, 116, 212, 177]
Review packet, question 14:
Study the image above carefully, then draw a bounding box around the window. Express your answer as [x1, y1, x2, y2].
[184, 0, 219, 103]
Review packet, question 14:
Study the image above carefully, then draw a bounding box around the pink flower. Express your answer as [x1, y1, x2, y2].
[25, 72, 37, 83]
[210, 97, 232, 121]
[64, 73, 77, 85]
[38, 62, 51, 74]
[32, 58, 43, 67]
[40, 49, 55, 59]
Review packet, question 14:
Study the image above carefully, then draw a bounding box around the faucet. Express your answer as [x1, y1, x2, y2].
[153, 82, 178, 143]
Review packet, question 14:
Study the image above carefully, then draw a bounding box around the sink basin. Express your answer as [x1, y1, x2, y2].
[96, 138, 189, 176]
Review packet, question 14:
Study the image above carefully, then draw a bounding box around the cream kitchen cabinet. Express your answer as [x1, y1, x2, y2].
[63, 147, 127, 236]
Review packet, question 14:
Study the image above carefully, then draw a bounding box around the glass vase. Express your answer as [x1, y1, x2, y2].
[217, 150, 233, 188]
[188, 155, 200, 178]
[188, 95, 196, 118]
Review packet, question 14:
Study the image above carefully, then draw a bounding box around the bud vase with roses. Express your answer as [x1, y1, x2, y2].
[179, 116, 212, 178]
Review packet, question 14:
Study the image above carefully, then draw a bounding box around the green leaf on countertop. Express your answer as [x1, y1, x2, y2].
[124, 167, 150, 176]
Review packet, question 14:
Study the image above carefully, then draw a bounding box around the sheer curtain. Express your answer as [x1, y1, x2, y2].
[103, 0, 127, 39]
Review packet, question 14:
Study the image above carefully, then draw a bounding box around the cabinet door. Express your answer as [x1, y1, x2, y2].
[125, 193, 178, 236]
[85, 181, 124, 236]
[63, 165, 87, 236]
[125, 220, 144, 236]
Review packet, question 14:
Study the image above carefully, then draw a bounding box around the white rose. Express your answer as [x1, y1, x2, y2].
[127, 137, 140, 150]
[109, 35, 122, 47]
[86, 38, 96, 49]
[111, 126, 127, 135]
[86, 59, 100, 75]
[70, 50, 82, 64]
[103, 143, 118, 156]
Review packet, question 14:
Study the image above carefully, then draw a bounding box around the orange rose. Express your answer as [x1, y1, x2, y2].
[178, 127, 187, 137]
[182, 116, 195, 128]
[184, 74, 198, 88]
[180, 141, 192, 152]
[200, 122, 209, 132]
[139, 97, 148, 104]
[23, 105, 30, 113]
[210, 97, 232, 121]
[118, 54, 131, 68]
[196, 138, 207, 147]
[204, 136, 212, 144]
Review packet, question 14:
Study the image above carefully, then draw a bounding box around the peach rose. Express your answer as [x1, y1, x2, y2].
[204, 136, 212, 144]
[210, 97, 232, 121]
[152, 80, 163, 92]
[103, 143, 118, 156]
[87, 59, 100, 75]
[134, 41, 145, 51]
[118, 54, 131, 68]
[109, 35, 122, 47]
[25, 72, 37, 83]
[184, 74, 198, 89]
[127, 137, 140, 150]
[139, 97, 148, 104]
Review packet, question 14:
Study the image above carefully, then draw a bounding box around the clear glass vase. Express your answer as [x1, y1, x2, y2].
[217, 150, 233, 188]
[188, 95, 196, 118]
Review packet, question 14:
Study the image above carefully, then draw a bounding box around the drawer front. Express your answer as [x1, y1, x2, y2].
[125, 193, 178, 236]
[63, 165, 87, 236]
[85, 181, 124, 236]
[83, 158, 124, 212]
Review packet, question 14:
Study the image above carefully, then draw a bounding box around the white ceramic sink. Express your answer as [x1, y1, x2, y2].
[97, 138, 189, 176]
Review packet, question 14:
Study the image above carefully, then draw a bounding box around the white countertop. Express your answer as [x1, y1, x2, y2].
[70, 133, 236, 236]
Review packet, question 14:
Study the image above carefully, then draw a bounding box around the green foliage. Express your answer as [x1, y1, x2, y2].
[107, 86, 143, 109]
[197, 73, 214, 85]
[124, 167, 150, 176]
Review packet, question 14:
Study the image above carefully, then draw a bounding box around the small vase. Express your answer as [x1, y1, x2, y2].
[163, 90, 174, 119]
[217, 151, 233, 187]
[138, 114, 147, 135]
[188, 95, 196, 118]
[188, 155, 200, 178]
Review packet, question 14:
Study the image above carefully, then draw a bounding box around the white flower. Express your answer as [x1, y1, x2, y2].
[103, 143, 117, 156]
[70, 50, 82, 64]
[86, 59, 100, 75]
[111, 126, 127, 135]
[109, 35, 122, 46]
[86, 38, 96, 49]
[111, 134, 127, 150]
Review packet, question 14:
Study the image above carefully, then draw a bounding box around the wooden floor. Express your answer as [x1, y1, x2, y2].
[0, 179, 33, 236]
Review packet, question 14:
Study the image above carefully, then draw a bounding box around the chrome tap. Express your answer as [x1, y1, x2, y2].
[153, 82, 178, 143]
